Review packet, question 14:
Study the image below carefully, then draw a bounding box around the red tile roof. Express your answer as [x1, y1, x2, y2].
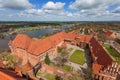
[32, 37, 53, 55]
[9, 31, 97, 58]
[49, 31, 66, 47]
[11, 31, 66, 56]
[105, 31, 113, 38]
[10, 34, 32, 49]
[89, 37, 113, 66]
[64, 32, 76, 40]
[0, 67, 26, 80]
[76, 34, 92, 43]
[92, 63, 103, 74]
[76, 34, 85, 42]
[89, 37, 113, 74]
[84, 35, 92, 43]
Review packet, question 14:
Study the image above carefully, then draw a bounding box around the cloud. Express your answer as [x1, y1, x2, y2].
[69, 0, 99, 10]
[42, 1, 65, 10]
[0, 0, 33, 10]
[112, 6, 120, 13]
[22, 1, 66, 16]
[68, 0, 120, 19]
[67, 13, 73, 17]
[41, 1, 66, 15]
[69, 0, 120, 10]
[0, 0, 120, 21]
[25, 9, 43, 15]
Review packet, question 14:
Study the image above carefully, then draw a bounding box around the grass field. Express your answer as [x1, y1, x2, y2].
[104, 44, 120, 64]
[62, 65, 72, 72]
[70, 50, 85, 65]
[44, 73, 56, 80]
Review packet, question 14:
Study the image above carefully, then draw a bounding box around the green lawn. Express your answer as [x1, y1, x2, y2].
[44, 73, 56, 80]
[36, 72, 56, 80]
[62, 65, 72, 72]
[70, 50, 85, 65]
[104, 44, 120, 64]
[57, 47, 62, 53]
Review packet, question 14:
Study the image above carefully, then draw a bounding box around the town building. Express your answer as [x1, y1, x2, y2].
[105, 31, 117, 40]
[105, 30, 120, 54]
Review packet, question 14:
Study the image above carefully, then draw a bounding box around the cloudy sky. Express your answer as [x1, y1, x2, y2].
[0, 0, 120, 21]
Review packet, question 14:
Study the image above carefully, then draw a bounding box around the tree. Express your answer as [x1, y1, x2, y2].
[61, 57, 67, 66]
[55, 75, 63, 80]
[57, 47, 62, 53]
[44, 53, 51, 65]
[2, 54, 19, 70]
[54, 56, 67, 67]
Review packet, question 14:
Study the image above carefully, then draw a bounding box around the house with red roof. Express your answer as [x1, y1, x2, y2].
[88, 37, 120, 80]
[105, 31, 117, 40]
[9, 31, 66, 66]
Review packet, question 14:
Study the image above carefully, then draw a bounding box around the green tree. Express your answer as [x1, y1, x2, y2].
[55, 75, 63, 80]
[44, 53, 51, 65]
[2, 54, 19, 70]
[57, 47, 62, 53]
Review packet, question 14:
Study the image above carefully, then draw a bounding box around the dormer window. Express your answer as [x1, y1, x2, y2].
[94, 56, 98, 62]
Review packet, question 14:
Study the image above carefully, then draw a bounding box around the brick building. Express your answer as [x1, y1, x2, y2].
[89, 37, 120, 80]
[9, 31, 66, 66]
[105, 31, 117, 40]
[8, 31, 120, 80]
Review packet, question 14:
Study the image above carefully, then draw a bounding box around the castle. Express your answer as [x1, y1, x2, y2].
[8, 31, 120, 80]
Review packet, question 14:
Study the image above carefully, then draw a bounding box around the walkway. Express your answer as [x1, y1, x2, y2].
[66, 44, 84, 58]
[65, 44, 87, 72]
[84, 47, 92, 67]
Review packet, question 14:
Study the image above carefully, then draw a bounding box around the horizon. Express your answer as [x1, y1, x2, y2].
[0, 20, 120, 22]
[0, 0, 120, 21]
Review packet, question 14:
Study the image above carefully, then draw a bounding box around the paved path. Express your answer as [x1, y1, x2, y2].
[66, 44, 84, 58]
[65, 44, 88, 73]
[84, 47, 92, 67]
[51, 44, 89, 74]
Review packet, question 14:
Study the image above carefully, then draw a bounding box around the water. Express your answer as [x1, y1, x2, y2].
[22, 28, 56, 38]
[0, 25, 71, 51]
[0, 39, 9, 51]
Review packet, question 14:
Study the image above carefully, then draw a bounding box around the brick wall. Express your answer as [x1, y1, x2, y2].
[28, 53, 39, 66]
[10, 46, 28, 66]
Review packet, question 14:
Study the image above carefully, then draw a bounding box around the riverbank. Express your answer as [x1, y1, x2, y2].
[14, 26, 47, 33]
